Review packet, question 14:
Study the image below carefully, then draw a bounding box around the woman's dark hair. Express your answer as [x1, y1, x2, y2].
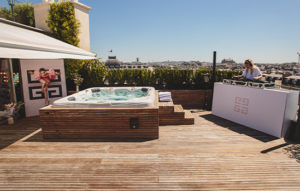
[39, 68, 47, 72]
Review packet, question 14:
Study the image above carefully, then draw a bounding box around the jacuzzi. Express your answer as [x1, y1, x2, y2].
[53, 87, 156, 108]
[40, 86, 159, 139]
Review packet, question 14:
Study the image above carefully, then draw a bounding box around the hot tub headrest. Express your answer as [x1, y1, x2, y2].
[67, 96, 76, 101]
[91, 88, 101, 93]
[141, 88, 148, 92]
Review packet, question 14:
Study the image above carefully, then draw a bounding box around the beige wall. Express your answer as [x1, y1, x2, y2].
[73, 2, 91, 51]
[33, 3, 51, 32]
[33, 1, 91, 51]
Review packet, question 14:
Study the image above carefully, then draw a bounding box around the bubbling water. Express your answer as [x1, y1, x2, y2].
[86, 89, 148, 101]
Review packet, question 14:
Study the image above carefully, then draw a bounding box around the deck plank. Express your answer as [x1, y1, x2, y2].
[0, 111, 299, 190]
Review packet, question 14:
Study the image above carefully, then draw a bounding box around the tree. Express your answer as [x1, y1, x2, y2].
[46, 2, 80, 46]
[0, 2, 35, 27]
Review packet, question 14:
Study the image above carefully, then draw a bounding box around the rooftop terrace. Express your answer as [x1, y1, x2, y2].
[0, 111, 300, 190]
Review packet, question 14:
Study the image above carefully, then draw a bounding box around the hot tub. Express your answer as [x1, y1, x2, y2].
[40, 87, 159, 139]
[53, 87, 155, 108]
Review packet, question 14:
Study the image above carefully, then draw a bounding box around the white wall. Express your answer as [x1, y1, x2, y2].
[20, 59, 67, 117]
[73, 2, 91, 51]
[212, 83, 299, 138]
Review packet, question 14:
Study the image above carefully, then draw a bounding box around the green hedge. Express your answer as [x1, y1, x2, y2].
[0, 3, 35, 27]
[69, 67, 241, 90]
[78, 60, 106, 89]
[46, 2, 81, 80]
[47, 2, 80, 46]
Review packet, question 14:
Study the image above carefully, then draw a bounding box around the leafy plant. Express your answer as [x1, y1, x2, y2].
[0, 2, 35, 27]
[72, 73, 83, 86]
[105, 69, 124, 85]
[78, 59, 107, 89]
[123, 69, 135, 85]
[139, 69, 155, 86]
[46, 2, 80, 46]
[193, 69, 208, 88]
[46, 2, 82, 84]
[153, 69, 165, 86]
[69, 67, 241, 90]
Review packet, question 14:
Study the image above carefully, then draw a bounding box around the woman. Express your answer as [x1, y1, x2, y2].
[237, 59, 262, 81]
[33, 68, 58, 105]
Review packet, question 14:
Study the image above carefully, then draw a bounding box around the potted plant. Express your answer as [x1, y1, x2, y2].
[73, 73, 84, 92]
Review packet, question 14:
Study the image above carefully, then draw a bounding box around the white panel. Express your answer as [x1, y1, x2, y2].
[212, 83, 298, 138]
[0, 47, 95, 59]
[0, 21, 96, 59]
[20, 59, 67, 117]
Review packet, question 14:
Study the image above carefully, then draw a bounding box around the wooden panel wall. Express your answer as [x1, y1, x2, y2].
[40, 107, 159, 139]
[159, 90, 212, 109]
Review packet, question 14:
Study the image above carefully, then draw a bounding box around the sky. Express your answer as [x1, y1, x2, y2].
[1, 0, 300, 63]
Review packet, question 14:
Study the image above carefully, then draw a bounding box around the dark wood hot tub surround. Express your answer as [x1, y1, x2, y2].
[40, 93, 159, 139]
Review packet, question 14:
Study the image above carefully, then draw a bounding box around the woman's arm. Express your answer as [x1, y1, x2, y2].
[253, 67, 262, 80]
[233, 70, 246, 79]
[253, 75, 262, 80]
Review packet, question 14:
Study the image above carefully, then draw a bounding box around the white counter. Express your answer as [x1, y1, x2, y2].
[212, 82, 299, 138]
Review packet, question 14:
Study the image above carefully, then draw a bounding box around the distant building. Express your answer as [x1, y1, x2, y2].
[105, 57, 150, 69]
[198, 62, 208, 68]
[121, 62, 149, 69]
[221, 58, 235, 64]
[105, 56, 121, 69]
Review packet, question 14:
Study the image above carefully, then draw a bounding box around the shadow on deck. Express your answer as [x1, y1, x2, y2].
[24, 130, 156, 143]
[0, 117, 40, 150]
[199, 113, 277, 143]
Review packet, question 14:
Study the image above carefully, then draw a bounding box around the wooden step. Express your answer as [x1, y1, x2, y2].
[174, 104, 184, 113]
[159, 104, 194, 126]
[183, 110, 195, 125]
[158, 101, 174, 113]
[158, 96, 194, 125]
[159, 117, 194, 125]
[184, 110, 194, 119]
[158, 101, 174, 107]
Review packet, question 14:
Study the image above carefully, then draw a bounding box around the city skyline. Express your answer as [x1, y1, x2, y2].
[1, 0, 300, 63]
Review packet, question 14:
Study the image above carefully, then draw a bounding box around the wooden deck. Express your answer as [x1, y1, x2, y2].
[0, 111, 300, 190]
